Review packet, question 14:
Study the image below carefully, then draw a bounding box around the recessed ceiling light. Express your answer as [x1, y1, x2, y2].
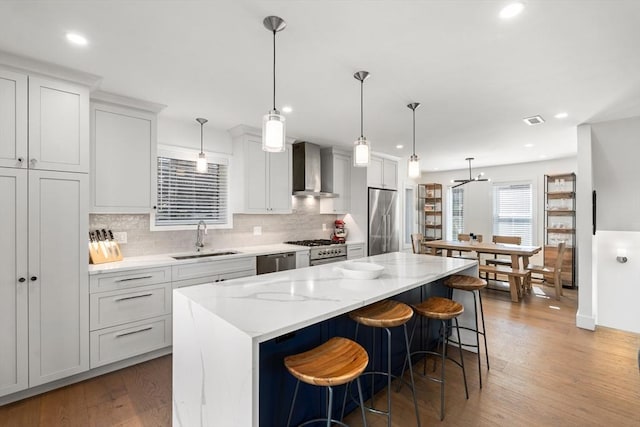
[66, 32, 88, 46]
[499, 2, 525, 19]
[539, 154, 547, 159]
[396, 144, 404, 149]
[282, 105, 293, 113]
[523, 115, 545, 126]
[434, 167, 439, 171]
[554, 112, 568, 119]
[524, 143, 534, 148]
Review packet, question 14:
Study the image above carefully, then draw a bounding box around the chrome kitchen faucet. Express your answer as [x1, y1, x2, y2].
[196, 220, 207, 251]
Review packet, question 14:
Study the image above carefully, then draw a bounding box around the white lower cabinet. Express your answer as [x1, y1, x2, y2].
[90, 315, 171, 368]
[88, 267, 173, 369]
[347, 243, 365, 260]
[296, 250, 310, 268]
[87, 257, 257, 368]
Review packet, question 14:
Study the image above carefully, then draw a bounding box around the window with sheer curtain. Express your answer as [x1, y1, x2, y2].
[449, 187, 464, 240]
[154, 148, 230, 228]
[492, 182, 533, 245]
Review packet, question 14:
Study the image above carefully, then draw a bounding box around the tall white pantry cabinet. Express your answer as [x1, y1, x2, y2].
[0, 66, 89, 397]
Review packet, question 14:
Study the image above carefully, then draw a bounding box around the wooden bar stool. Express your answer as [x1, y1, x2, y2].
[402, 296, 468, 421]
[342, 300, 421, 427]
[444, 274, 490, 388]
[284, 337, 369, 427]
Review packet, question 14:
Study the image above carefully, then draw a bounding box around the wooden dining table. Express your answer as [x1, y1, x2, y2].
[421, 240, 542, 302]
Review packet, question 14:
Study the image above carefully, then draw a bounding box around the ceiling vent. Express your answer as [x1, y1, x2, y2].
[523, 115, 545, 126]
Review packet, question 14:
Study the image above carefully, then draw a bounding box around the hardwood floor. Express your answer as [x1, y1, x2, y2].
[1, 285, 639, 426]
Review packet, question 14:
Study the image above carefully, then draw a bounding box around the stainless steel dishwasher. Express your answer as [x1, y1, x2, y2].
[256, 252, 296, 275]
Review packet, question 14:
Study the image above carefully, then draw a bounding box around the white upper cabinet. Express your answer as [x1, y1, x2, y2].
[320, 148, 351, 214]
[90, 97, 160, 213]
[28, 77, 89, 173]
[367, 155, 398, 190]
[0, 68, 89, 173]
[0, 68, 27, 169]
[230, 126, 292, 214]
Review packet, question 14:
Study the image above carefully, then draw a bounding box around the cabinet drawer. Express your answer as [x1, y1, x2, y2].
[90, 266, 172, 293]
[90, 283, 171, 330]
[172, 268, 255, 289]
[171, 256, 255, 282]
[90, 315, 171, 368]
[347, 244, 365, 260]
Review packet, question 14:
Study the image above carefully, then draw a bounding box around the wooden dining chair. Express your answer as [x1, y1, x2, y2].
[411, 233, 424, 254]
[526, 242, 566, 299]
[485, 236, 522, 279]
[454, 233, 483, 259]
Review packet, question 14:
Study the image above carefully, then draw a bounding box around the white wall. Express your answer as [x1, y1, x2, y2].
[422, 158, 577, 256]
[581, 116, 640, 333]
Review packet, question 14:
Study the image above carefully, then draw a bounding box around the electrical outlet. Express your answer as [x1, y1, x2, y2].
[322, 223, 327, 231]
[112, 231, 127, 244]
[253, 226, 262, 236]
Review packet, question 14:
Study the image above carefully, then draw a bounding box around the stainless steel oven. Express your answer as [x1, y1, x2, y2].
[285, 240, 347, 266]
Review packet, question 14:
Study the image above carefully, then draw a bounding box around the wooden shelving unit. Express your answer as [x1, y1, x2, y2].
[418, 183, 443, 241]
[544, 173, 576, 287]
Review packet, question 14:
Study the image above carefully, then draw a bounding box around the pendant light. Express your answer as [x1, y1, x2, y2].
[196, 117, 208, 173]
[353, 71, 371, 167]
[262, 16, 287, 153]
[407, 102, 421, 179]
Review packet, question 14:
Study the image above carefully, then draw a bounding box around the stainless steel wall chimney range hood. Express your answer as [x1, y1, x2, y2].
[292, 142, 338, 198]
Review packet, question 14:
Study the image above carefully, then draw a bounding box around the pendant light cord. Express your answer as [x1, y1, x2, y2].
[412, 108, 416, 156]
[360, 79, 364, 138]
[272, 30, 276, 111]
[200, 122, 204, 153]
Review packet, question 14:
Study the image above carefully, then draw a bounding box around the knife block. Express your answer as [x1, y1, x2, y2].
[89, 241, 123, 264]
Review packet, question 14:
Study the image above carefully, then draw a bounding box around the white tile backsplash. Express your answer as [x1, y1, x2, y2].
[90, 198, 337, 257]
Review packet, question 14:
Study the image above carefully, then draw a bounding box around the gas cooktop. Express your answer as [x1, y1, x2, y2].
[284, 239, 343, 247]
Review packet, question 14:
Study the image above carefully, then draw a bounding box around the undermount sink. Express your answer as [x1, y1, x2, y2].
[172, 251, 239, 260]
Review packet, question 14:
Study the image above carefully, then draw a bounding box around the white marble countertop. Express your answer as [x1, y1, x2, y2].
[88, 243, 310, 275]
[175, 252, 476, 343]
[89, 241, 366, 275]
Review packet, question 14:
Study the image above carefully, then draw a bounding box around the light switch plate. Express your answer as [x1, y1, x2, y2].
[253, 226, 262, 236]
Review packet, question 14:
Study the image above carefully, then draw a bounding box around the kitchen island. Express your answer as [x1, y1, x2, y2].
[172, 252, 477, 427]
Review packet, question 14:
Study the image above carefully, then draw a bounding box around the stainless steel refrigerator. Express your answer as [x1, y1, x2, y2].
[368, 187, 399, 256]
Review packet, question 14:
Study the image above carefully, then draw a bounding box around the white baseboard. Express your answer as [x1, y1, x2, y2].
[576, 313, 596, 331]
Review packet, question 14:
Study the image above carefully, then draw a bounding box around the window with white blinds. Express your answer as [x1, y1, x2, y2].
[155, 154, 229, 227]
[449, 187, 464, 240]
[492, 182, 533, 245]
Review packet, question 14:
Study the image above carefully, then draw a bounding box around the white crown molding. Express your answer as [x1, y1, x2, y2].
[0, 50, 102, 89]
[91, 90, 167, 113]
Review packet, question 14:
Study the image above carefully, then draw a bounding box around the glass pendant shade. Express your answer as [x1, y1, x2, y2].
[408, 154, 420, 178]
[196, 152, 207, 173]
[262, 110, 286, 152]
[353, 137, 370, 167]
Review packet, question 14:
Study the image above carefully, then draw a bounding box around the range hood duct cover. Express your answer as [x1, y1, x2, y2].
[292, 142, 338, 198]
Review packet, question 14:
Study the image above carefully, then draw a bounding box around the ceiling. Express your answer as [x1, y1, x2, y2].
[2, 0, 640, 172]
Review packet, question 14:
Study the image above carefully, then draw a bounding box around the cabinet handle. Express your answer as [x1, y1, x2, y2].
[115, 326, 153, 338]
[17, 157, 24, 165]
[114, 293, 153, 302]
[115, 275, 153, 283]
[30, 276, 37, 281]
[30, 158, 37, 166]
[18, 277, 26, 283]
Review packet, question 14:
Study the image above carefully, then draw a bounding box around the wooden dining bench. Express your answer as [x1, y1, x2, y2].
[479, 264, 531, 302]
